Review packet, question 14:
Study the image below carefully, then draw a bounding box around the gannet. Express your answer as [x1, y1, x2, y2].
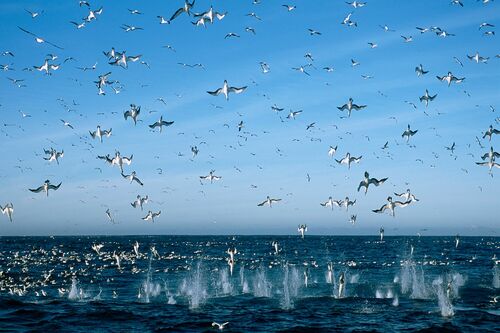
[328, 145, 338, 157]
[258, 196, 281, 207]
[467, 52, 489, 64]
[481, 147, 500, 161]
[402, 124, 418, 142]
[124, 104, 141, 125]
[436, 72, 465, 86]
[372, 196, 411, 217]
[337, 98, 366, 117]
[419, 89, 437, 107]
[320, 196, 342, 210]
[89, 125, 112, 143]
[380, 227, 384, 241]
[43, 148, 64, 164]
[415, 64, 428, 76]
[207, 80, 247, 100]
[271, 241, 279, 255]
[335, 152, 362, 169]
[149, 116, 174, 133]
[357, 171, 388, 194]
[394, 189, 419, 203]
[298, 224, 307, 238]
[0, 203, 13, 222]
[169, 0, 195, 22]
[131, 195, 148, 210]
[142, 210, 161, 222]
[200, 170, 221, 183]
[482, 125, 500, 141]
[29, 180, 61, 196]
[338, 272, 345, 298]
[121, 171, 144, 186]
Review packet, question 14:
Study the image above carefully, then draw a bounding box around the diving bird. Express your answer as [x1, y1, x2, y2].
[320, 196, 342, 210]
[467, 52, 489, 64]
[169, 0, 195, 22]
[482, 125, 500, 141]
[105, 209, 115, 224]
[99, 151, 133, 172]
[415, 64, 428, 76]
[476, 159, 500, 172]
[357, 171, 388, 194]
[328, 146, 337, 157]
[349, 215, 357, 225]
[481, 147, 500, 161]
[142, 210, 161, 222]
[436, 71, 465, 86]
[379, 227, 384, 241]
[340, 197, 356, 211]
[0, 203, 13, 222]
[337, 98, 366, 117]
[121, 171, 144, 186]
[29, 180, 62, 196]
[286, 110, 303, 119]
[419, 89, 437, 107]
[298, 224, 307, 239]
[258, 196, 281, 207]
[207, 80, 247, 101]
[335, 152, 362, 169]
[394, 189, 419, 203]
[131, 195, 148, 210]
[149, 116, 174, 133]
[372, 196, 411, 217]
[89, 125, 112, 143]
[402, 124, 418, 142]
[200, 170, 222, 183]
[43, 148, 64, 164]
[124, 104, 141, 125]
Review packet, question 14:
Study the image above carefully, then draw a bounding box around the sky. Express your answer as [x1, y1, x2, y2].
[0, 0, 499, 236]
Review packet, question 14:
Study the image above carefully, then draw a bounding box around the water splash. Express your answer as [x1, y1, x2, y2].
[493, 264, 500, 289]
[433, 277, 454, 317]
[281, 263, 300, 309]
[180, 262, 207, 309]
[253, 267, 271, 298]
[217, 268, 233, 295]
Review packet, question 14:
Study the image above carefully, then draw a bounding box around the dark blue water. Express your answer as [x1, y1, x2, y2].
[0, 236, 498, 332]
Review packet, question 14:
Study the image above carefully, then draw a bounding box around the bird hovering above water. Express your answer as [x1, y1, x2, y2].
[149, 116, 174, 133]
[258, 196, 281, 207]
[337, 98, 367, 117]
[200, 170, 222, 183]
[372, 196, 411, 217]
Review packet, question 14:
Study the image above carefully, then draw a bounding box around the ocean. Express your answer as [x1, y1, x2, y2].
[0, 236, 498, 332]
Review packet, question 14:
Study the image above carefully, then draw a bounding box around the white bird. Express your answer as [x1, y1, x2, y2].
[372, 196, 411, 217]
[482, 125, 500, 141]
[131, 195, 148, 210]
[43, 148, 64, 164]
[419, 89, 437, 107]
[89, 125, 112, 143]
[415, 64, 428, 76]
[149, 116, 174, 133]
[436, 71, 465, 86]
[207, 80, 247, 101]
[258, 196, 281, 207]
[320, 197, 342, 210]
[211, 322, 229, 330]
[467, 52, 489, 64]
[335, 152, 362, 169]
[0, 203, 13, 222]
[402, 124, 418, 142]
[200, 170, 222, 184]
[142, 210, 161, 222]
[357, 171, 388, 194]
[337, 98, 366, 117]
[124, 104, 141, 125]
[394, 189, 419, 203]
[328, 145, 337, 157]
[29, 180, 61, 197]
[298, 224, 307, 238]
[121, 171, 144, 186]
[169, 0, 195, 22]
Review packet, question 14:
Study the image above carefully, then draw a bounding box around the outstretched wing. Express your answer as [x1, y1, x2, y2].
[207, 87, 223, 96]
[394, 200, 411, 208]
[29, 185, 44, 193]
[228, 86, 247, 94]
[48, 182, 62, 191]
[372, 204, 388, 214]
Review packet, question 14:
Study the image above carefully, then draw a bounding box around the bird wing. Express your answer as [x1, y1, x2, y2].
[169, 7, 185, 21]
[207, 87, 223, 96]
[48, 182, 62, 191]
[228, 86, 247, 94]
[394, 200, 411, 208]
[373, 204, 388, 213]
[29, 185, 44, 193]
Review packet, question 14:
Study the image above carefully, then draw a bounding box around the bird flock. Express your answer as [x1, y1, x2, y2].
[0, 0, 499, 234]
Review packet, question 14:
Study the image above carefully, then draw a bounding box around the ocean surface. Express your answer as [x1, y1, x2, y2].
[0, 235, 498, 332]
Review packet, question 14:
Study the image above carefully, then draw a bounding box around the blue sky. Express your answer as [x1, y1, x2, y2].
[0, 0, 499, 236]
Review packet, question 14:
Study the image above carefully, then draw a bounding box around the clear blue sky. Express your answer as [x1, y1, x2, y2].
[0, 0, 499, 236]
